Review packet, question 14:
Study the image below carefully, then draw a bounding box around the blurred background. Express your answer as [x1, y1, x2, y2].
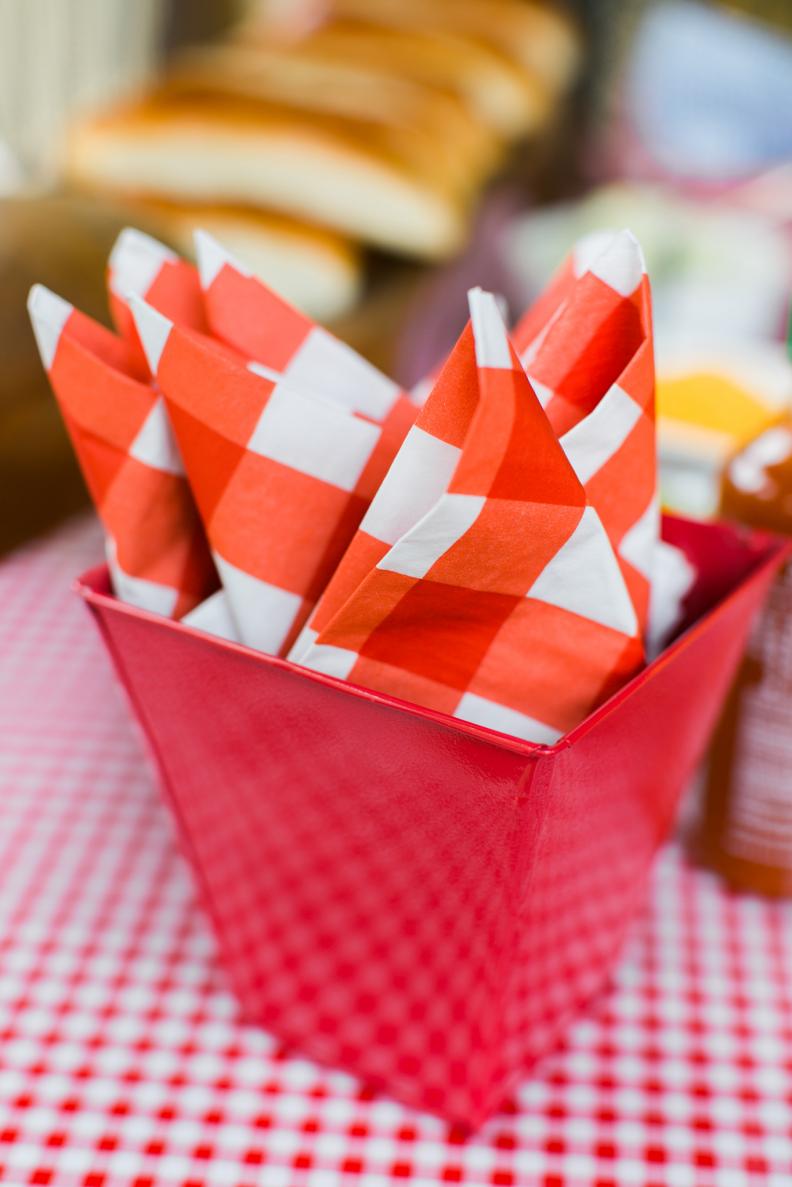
[1, 0, 791, 554]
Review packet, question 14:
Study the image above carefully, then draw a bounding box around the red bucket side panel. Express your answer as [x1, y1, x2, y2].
[76, 518, 788, 1126]
[498, 539, 782, 1097]
[84, 597, 540, 1123]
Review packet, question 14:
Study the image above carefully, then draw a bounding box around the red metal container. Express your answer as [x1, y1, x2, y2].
[77, 516, 788, 1127]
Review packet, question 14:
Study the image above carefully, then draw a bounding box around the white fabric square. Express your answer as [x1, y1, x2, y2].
[284, 326, 400, 421]
[560, 383, 643, 484]
[647, 539, 697, 660]
[527, 507, 638, 636]
[246, 382, 380, 492]
[468, 288, 512, 369]
[128, 398, 185, 475]
[377, 493, 485, 580]
[194, 228, 248, 288]
[619, 493, 660, 581]
[214, 553, 303, 654]
[288, 625, 318, 664]
[456, 692, 562, 745]
[108, 228, 177, 298]
[359, 426, 462, 547]
[182, 590, 240, 644]
[299, 642, 359, 681]
[573, 229, 622, 277]
[129, 297, 174, 374]
[585, 229, 645, 297]
[28, 285, 73, 370]
[106, 539, 179, 618]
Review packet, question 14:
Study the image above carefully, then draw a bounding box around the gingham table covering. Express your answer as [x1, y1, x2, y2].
[1, 518, 791, 1187]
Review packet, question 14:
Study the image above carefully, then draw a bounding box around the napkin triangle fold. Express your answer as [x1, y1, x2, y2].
[129, 296, 414, 655]
[295, 287, 644, 743]
[29, 224, 681, 746]
[194, 229, 406, 421]
[514, 229, 656, 628]
[107, 227, 209, 377]
[28, 284, 216, 617]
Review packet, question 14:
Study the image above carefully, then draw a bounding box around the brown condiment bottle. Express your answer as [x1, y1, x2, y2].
[700, 420, 792, 897]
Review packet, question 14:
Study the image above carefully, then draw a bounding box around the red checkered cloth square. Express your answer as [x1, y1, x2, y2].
[294, 276, 646, 744]
[129, 298, 415, 656]
[107, 229, 210, 376]
[193, 231, 420, 510]
[30, 225, 669, 737]
[194, 231, 415, 421]
[1, 518, 791, 1187]
[108, 226, 415, 430]
[103, 226, 418, 649]
[27, 286, 216, 619]
[513, 229, 656, 629]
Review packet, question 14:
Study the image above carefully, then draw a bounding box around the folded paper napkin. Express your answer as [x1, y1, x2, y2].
[36, 226, 418, 654]
[28, 284, 217, 618]
[30, 225, 689, 744]
[107, 228, 210, 374]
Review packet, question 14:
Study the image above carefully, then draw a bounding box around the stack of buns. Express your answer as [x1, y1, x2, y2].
[64, 0, 580, 321]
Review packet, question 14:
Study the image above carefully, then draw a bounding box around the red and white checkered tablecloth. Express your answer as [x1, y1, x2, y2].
[0, 517, 791, 1187]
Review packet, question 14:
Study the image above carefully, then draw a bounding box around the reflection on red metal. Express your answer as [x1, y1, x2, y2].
[76, 516, 788, 1128]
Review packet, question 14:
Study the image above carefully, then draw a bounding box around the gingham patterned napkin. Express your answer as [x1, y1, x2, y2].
[194, 229, 420, 463]
[107, 228, 209, 375]
[194, 231, 407, 412]
[27, 285, 217, 618]
[513, 229, 656, 631]
[293, 285, 645, 744]
[29, 224, 682, 744]
[107, 227, 420, 646]
[128, 297, 416, 655]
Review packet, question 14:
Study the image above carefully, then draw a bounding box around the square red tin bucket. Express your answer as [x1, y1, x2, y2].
[77, 515, 788, 1127]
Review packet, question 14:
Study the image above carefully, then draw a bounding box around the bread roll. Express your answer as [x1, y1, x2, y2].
[116, 197, 363, 321]
[237, 18, 549, 138]
[327, 0, 581, 94]
[170, 43, 500, 179]
[65, 91, 470, 258]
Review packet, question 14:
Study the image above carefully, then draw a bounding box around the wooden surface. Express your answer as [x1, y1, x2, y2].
[0, 193, 122, 554]
[0, 190, 429, 555]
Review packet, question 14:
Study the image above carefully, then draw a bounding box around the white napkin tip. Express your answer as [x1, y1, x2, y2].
[27, 284, 74, 369]
[194, 227, 250, 288]
[108, 227, 178, 299]
[573, 228, 646, 296]
[128, 294, 173, 374]
[467, 287, 513, 369]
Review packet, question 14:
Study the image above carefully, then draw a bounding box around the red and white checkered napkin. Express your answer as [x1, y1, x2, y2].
[193, 229, 419, 448]
[27, 285, 217, 618]
[112, 228, 418, 646]
[194, 231, 404, 408]
[194, 230, 419, 521]
[513, 229, 658, 631]
[293, 280, 646, 745]
[106, 228, 209, 376]
[128, 294, 416, 656]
